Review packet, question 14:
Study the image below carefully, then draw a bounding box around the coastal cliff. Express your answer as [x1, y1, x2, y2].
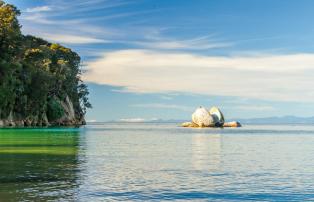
[0, 1, 91, 127]
[0, 95, 86, 127]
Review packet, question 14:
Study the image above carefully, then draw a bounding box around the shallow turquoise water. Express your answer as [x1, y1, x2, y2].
[1, 123, 314, 201]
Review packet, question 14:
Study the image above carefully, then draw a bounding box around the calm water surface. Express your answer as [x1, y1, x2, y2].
[1, 123, 314, 201]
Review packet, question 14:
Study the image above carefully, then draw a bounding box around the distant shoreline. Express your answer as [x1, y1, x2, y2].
[87, 115, 314, 125]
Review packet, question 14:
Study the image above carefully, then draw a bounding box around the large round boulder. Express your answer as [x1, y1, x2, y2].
[209, 106, 225, 126]
[192, 107, 215, 127]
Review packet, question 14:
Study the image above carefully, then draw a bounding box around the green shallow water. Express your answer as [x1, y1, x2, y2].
[0, 129, 79, 155]
[0, 128, 82, 201]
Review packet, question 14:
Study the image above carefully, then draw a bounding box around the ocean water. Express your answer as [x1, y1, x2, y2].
[1, 123, 314, 201]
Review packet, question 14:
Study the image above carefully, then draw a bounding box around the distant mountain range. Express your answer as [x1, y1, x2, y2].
[88, 116, 314, 124]
[236, 116, 314, 124]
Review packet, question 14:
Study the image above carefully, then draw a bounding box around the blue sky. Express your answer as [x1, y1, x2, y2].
[6, 0, 314, 121]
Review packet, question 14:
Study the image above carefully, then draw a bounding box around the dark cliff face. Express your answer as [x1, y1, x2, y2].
[0, 1, 91, 127]
[0, 96, 86, 127]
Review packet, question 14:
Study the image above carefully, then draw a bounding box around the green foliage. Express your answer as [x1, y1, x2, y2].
[0, 1, 21, 60]
[47, 98, 64, 121]
[0, 1, 91, 123]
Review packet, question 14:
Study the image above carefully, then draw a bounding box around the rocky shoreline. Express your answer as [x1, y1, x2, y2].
[0, 96, 85, 127]
[0, 118, 86, 127]
[181, 121, 241, 128]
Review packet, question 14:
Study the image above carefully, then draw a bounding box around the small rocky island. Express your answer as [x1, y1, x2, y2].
[181, 106, 241, 128]
[0, 1, 91, 127]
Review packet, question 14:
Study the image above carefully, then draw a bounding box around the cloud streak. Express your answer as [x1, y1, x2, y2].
[228, 105, 276, 111]
[41, 33, 109, 44]
[130, 103, 193, 112]
[20, 1, 134, 45]
[26, 6, 52, 13]
[21, 1, 228, 51]
[119, 118, 159, 122]
[132, 36, 232, 50]
[84, 50, 314, 102]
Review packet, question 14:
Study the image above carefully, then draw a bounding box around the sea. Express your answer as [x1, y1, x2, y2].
[0, 123, 314, 201]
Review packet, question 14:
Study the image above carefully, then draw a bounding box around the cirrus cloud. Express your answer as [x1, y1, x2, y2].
[130, 103, 193, 112]
[41, 33, 109, 44]
[26, 6, 52, 13]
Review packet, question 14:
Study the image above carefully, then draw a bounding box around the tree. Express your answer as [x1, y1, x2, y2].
[0, 1, 21, 60]
[0, 1, 91, 125]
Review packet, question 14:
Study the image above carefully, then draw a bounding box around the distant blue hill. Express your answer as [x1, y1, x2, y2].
[236, 116, 314, 124]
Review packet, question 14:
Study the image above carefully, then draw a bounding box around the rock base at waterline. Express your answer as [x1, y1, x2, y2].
[181, 121, 241, 128]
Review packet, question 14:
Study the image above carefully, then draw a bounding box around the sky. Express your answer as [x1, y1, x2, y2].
[6, 0, 314, 121]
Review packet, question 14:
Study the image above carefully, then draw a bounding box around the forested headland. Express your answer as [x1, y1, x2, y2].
[0, 1, 91, 127]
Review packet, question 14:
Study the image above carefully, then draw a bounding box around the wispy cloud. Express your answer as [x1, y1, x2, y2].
[133, 36, 232, 50]
[26, 6, 52, 13]
[20, 2, 167, 48]
[130, 103, 193, 112]
[160, 96, 173, 100]
[228, 105, 276, 111]
[48, 0, 134, 17]
[133, 40, 229, 50]
[84, 50, 314, 102]
[87, 119, 98, 123]
[22, 13, 83, 25]
[21, 11, 115, 45]
[41, 33, 110, 44]
[20, 1, 227, 51]
[119, 118, 159, 122]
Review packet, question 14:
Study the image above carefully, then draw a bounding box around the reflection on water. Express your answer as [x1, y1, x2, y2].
[0, 128, 83, 201]
[192, 134, 221, 171]
[1, 124, 314, 201]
